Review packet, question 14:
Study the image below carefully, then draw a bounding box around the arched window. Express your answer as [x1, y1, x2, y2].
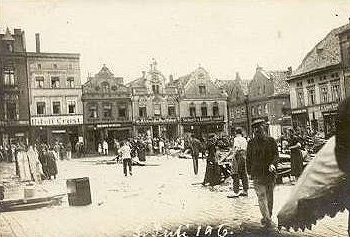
[101, 82, 110, 92]
[201, 102, 207, 117]
[212, 102, 219, 116]
[189, 103, 196, 117]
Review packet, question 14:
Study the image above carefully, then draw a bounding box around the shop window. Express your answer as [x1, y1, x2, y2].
[67, 77, 75, 88]
[139, 106, 147, 117]
[308, 88, 316, 105]
[189, 103, 196, 117]
[6, 102, 17, 120]
[3, 68, 15, 86]
[168, 105, 176, 117]
[297, 89, 305, 107]
[320, 86, 328, 103]
[154, 104, 161, 116]
[331, 83, 341, 102]
[36, 102, 46, 115]
[89, 105, 98, 118]
[51, 77, 60, 88]
[103, 103, 112, 118]
[52, 102, 61, 114]
[201, 102, 207, 116]
[35, 77, 44, 88]
[68, 101, 76, 114]
[212, 102, 219, 116]
[152, 85, 160, 94]
[118, 105, 126, 118]
[199, 85, 206, 95]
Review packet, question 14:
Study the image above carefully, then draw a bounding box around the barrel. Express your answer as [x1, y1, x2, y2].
[66, 177, 91, 206]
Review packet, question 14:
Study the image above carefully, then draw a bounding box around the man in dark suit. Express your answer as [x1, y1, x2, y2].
[190, 134, 202, 175]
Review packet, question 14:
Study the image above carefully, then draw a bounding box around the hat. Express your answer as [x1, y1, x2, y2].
[251, 119, 266, 127]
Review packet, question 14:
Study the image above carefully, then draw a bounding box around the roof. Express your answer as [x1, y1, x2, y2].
[292, 23, 350, 77]
[95, 65, 114, 78]
[2, 28, 14, 41]
[266, 70, 290, 95]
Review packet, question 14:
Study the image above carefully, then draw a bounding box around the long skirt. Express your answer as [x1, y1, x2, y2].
[203, 161, 222, 186]
[291, 149, 304, 178]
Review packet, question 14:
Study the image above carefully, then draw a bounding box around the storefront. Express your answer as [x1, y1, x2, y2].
[320, 102, 339, 138]
[181, 116, 225, 138]
[30, 115, 83, 150]
[1, 120, 30, 147]
[134, 117, 178, 140]
[291, 109, 308, 131]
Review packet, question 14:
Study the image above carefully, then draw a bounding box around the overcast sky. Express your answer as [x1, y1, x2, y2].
[1, 0, 350, 83]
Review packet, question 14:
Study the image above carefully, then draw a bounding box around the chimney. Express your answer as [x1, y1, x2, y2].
[235, 72, 241, 80]
[169, 74, 173, 83]
[35, 33, 40, 53]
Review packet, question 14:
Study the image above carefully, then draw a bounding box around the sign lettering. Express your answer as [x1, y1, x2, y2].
[31, 115, 83, 126]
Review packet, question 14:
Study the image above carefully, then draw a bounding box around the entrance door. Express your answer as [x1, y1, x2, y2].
[152, 125, 160, 138]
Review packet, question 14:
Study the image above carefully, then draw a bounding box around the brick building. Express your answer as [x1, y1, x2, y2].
[172, 67, 228, 138]
[0, 28, 30, 147]
[82, 65, 132, 153]
[288, 23, 349, 138]
[27, 34, 83, 147]
[248, 66, 291, 136]
[128, 60, 179, 139]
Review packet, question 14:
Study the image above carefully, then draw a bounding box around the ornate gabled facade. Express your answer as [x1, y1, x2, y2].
[217, 73, 250, 135]
[0, 28, 30, 147]
[128, 60, 179, 139]
[82, 65, 132, 152]
[288, 22, 349, 138]
[173, 67, 228, 138]
[248, 66, 291, 135]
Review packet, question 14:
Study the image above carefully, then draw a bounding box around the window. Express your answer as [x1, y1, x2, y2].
[297, 89, 305, 107]
[6, 102, 17, 120]
[199, 85, 206, 94]
[68, 101, 76, 114]
[51, 77, 60, 88]
[152, 85, 160, 94]
[189, 103, 196, 117]
[154, 104, 161, 116]
[38, 64, 41, 70]
[320, 86, 328, 103]
[103, 103, 112, 118]
[307, 88, 316, 105]
[67, 77, 74, 88]
[102, 82, 110, 92]
[236, 109, 241, 118]
[118, 105, 126, 118]
[263, 85, 266, 94]
[53, 64, 57, 69]
[3, 68, 15, 86]
[139, 106, 147, 117]
[251, 106, 255, 116]
[52, 102, 61, 114]
[168, 105, 176, 117]
[35, 77, 44, 88]
[257, 105, 262, 115]
[201, 102, 207, 116]
[36, 102, 45, 115]
[212, 102, 219, 116]
[296, 82, 303, 87]
[264, 104, 268, 114]
[331, 83, 341, 102]
[257, 86, 261, 95]
[241, 107, 245, 115]
[89, 105, 98, 118]
[68, 64, 73, 70]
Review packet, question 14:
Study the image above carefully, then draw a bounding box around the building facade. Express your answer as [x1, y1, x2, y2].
[173, 67, 228, 138]
[82, 65, 132, 153]
[288, 23, 349, 138]
[339, 22, 350, 97]
[128, 61, 179, 140]
[0, 28, 30, 147]
[217, 73, 250, 136]
[27, 34, 83, 147]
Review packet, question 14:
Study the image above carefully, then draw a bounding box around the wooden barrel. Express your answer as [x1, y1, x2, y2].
[66, 177, 91, 206]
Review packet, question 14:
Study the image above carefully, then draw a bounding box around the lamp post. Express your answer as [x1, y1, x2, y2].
[245, 94, 251, 138]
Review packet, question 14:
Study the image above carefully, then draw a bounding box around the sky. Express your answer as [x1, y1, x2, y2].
[1, 0, 350, 84]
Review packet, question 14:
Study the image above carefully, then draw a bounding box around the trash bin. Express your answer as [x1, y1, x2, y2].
[66, 177, 91, 206]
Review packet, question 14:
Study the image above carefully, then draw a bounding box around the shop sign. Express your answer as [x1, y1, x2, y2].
[320, 103, 338, 112]
[97, 123, 121, 128]
[135, 117, 177, 125]
[15, 133, 25, 137]
[31, 115, 83, 126]
[291, 109, 307, 114]
[181, 116, 224, 123]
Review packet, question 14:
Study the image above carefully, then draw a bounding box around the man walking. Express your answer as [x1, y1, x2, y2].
[118, 141, 132, 176]
[190, 135, 202, 175]
[228, 128, 249, 198]
[247, 119, 278, 228]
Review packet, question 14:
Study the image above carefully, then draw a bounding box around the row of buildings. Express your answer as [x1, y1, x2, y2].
[1, 20, 350, 151]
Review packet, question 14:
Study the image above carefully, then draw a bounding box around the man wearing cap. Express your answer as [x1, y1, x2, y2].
[247, 119, 278, 228]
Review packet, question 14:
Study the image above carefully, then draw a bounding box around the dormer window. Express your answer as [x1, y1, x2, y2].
[199, 85, 206, 95]
[102, 82, 110, 92]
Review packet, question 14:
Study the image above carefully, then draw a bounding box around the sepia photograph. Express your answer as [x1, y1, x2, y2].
[0, 0, 350, 236]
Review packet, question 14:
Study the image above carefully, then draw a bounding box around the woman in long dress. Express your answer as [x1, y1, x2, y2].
[289, 130, 304, 181]
[203, 136, 221, 186]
